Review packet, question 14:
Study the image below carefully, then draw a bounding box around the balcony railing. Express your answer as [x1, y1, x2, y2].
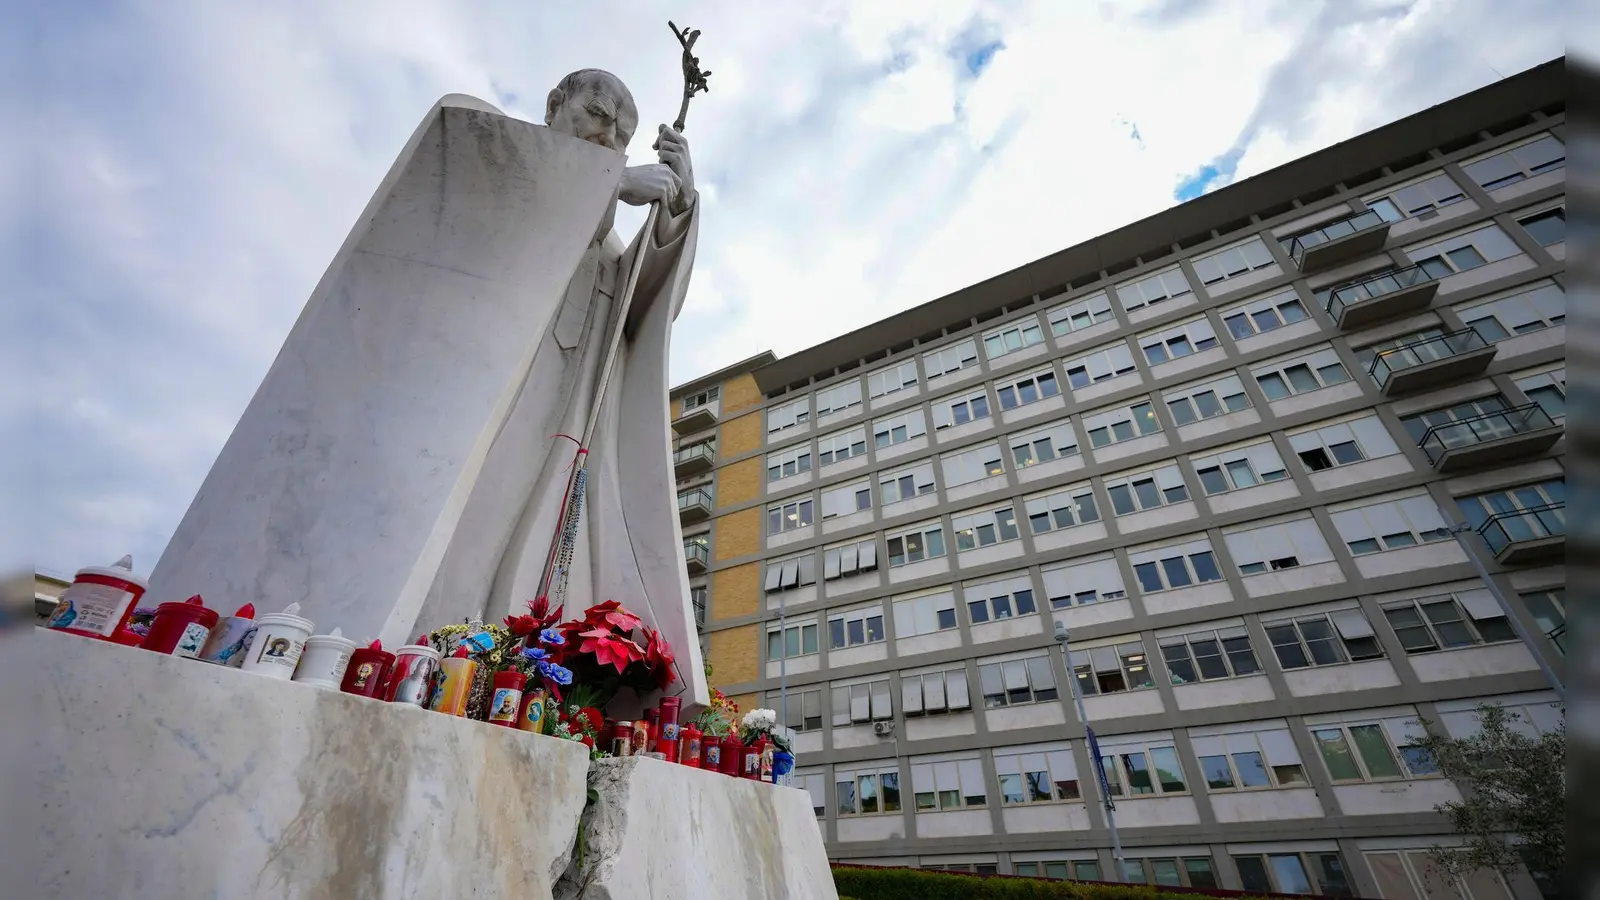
[1367, 328, 1494, 395]
[677, 487, 714, 523]
[673, 400, 719, 434]
[1477, 502, 1565, 563]
[1285, 209, 1388, 270]
[673, 442, 717, 476]
[1418, 403, 1559, 470]
[1321, 264, 1440, 329]
[683, 540, 709, 573]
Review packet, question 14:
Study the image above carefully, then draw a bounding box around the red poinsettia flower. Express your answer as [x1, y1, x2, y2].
[527, 596, 564, 629]
[577, 626, 645, 673]
[583, 600, 642, 634]
[642, 627, 677, 690]
[503, 614, 539, 638]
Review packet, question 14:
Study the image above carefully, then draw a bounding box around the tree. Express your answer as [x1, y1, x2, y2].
[1414, 703, 1564, 884]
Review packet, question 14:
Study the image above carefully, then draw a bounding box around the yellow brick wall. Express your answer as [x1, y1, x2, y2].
[721, 372, 763, 417]
[707, 624, 760, 686]
[711, 563, 761, 622]
[719, 411, 762, 459]
[713, 506, 762, 561]
[717, 456, 762, 508]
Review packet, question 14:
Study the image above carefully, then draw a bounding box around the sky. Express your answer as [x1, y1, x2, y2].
[14, 0, 1563, 579]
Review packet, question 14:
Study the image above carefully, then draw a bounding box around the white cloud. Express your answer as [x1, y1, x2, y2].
[13, 0, 1561, 576]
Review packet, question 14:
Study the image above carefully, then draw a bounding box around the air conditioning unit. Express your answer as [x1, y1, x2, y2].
[872, 721, 896, 736]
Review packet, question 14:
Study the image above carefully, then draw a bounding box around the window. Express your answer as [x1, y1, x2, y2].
[1095, 735, 1187, 795]
[951, 504, 1020, 550]
[1287, 414, 1399, 472]
[879, 461, 937, 505]
[1117, 266, 1192, 312]
[1159, 625, 1260, 684]
[922, 338, 980, 382]
[763, 552, 818, 593]
[1516, 367, 1566, 421]
[983, 317, 1045, 359]
[1192, 238, 1275, 287]
[964, 573, 1037, 624]
[690, 585, 706, 628]
[815, 382, 862, 419]
[1233, 850, 1353, 897]
[1024, 482, 1100, 535]
[823, 538, 879, 581]
[1015, 860, 1103, 881]
[886, 520, 947, 567]
[1460, 134, 1566, 190]
[1047, 290, 1115, 337]
[767, 396, 810, 433]
[1382, 590, 1517, 652]
[1518, 206, 1565, 246]
[766, 621, 819, 660]
[993, 744, 1080, 804]
[1064, 343, 1136, 389]
[1083, 400, 1162, 448]
[830, 678, 892, 725]
[1222, 289, 1310, 340]
[1140, 317, 1219, 366]
[909, 757, 987, 810]
[1103, 463, 1188, 517]
[1042, 556, 1126, 609]
[901, 665, 971, 715]
[1309, 714, 1435, 782]
[873, 409, 928, 448]
[1399, 394, 1515, 446]
[1008, 418, 1079, 469]
[868, 360, 919, 399]
[1352, 326, 1450, 375]
[1130, 538, 1222, 594]
[1164, 374, 1251, 425]
[1462, 470, 1565, 544]
[1123, 856, 1219, 889]
[681, 386, 719, 410]
[978, 653, 1059, 707]
[1406, 223, 1523, 279]
[932, 388, 992, 430]
[795, 771, 826, 817]
[1070, 640, 1155, 695]
[1521, 589, 1566, 654]
[1457, 281, 1566, 342]
[767, 497, 814, 535]
[1262, 607, 1386, 668]
[1192, 441, 1289, 494]
[892, 589, 958, 639]
[767, 445, 813, 482]
[996, 367, 1061, 410]
[940, 443, 1004, 488]
[1365, 171, 1467, 221]
[1223, 515, 1333, 575]
[1192, 726, 1308, 790]
[765, 688, 823, 732]
[817, 426, 867, 467]
[1329, 491, 1451, 556]
[820, 480, 873, 520]
[1253, 347, 1352, 401]
[836, 761, 902, 816]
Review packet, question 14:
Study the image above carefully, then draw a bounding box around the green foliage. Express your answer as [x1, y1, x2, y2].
[1413, 703, 1564, 881]
[830, 865, 1250, 900]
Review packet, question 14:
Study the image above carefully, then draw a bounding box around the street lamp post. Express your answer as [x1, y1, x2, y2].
[1055, 620, 1129, 882]
[1430, 523, 1565, 701]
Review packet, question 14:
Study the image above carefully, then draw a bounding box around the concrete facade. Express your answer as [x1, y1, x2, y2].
[674, 60, 1566, 899]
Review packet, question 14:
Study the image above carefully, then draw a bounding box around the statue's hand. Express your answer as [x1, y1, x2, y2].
[618, 163, 682, 209]
[653, 125, 694, 216]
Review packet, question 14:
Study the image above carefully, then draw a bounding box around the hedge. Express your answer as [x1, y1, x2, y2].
[831, 865, 1287, 900]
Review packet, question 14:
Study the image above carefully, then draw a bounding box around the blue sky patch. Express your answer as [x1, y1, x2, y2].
[1174, 147, 1244, 201]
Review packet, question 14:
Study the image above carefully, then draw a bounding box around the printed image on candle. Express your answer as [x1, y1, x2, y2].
[491, 690, 517, 719]
[262, 637, 291, 660]
[48, 599, 77, 629]
[352, 662, 376, 689]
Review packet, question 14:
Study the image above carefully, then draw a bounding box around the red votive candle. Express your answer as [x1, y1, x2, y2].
[657, 697, 682, 763]
[679, 723, 702, 767]
[340, 643, 395, 698]
[141, 596, 219, 658]
[643, 707, 660, 754]
[719, 734, 743, 776]
[488, 670, 526, 726]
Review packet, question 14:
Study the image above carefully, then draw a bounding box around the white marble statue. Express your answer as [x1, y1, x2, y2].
[150, 69, 708, 705]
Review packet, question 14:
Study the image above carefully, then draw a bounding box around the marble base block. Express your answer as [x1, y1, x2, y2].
[28, 629, 592, 899]
[558, 757, 839, 900]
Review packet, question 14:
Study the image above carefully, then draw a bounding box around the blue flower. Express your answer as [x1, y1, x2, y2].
[521, 646, 548, 662]
[539, 628, 566, 646]
[537, 660, 574, 686]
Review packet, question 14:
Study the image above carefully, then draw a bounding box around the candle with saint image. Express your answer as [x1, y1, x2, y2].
[433, 644, 477, 716]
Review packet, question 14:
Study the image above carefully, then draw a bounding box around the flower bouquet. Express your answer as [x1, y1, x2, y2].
[544, 600, 676, 711]
[738, 708, 792, 754]
[690, 687, 741, 738]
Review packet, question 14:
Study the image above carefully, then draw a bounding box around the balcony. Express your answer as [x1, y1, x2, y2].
[1321, 264, 1440, 330]
[1285, 209, 1391, 273]
[677, 487, 713, 524]
[683, 540, 709, 575]
[1478, 503, 1565, 565]
[673, 442, 716, 477]
[1368, 329, 1497, 397]
[1418, 404, 1562, 473]
[672, 401, 719, 435]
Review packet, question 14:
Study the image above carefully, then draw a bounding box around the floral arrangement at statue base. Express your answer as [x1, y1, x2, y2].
[737, 708, 796, 783]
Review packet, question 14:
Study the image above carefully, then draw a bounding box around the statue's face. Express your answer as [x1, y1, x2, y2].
[546, 72, 637, 152]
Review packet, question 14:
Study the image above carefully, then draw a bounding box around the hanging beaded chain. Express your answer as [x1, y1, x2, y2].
[550, 467, 587, 607]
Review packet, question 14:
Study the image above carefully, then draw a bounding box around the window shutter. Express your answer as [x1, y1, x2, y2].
[1349, 417, 1399, 456]
[1019, 753, 1048, 776]
[1330, 609, 1376, 639]
[1002, 660, 1030, 690]
[1381, 716, 1425, 748]
[765, 564, 784, 592]
[1191, 735, 1227, 757]
[1089, 645, 1120, 672]
[849, 685, 870, 723]
[935, 762, 960, 794]
[1364, 501, 1411, 537]
[1288, 431, 1321, 453]
[1155, 466, 1185, 490]
[902, 676, 924, 714]
[893, 600, 917, 638]
[1398, 496, 1447, 533]
[859, 541, 878, 571]
[1455, 589, 1502, 620]
[1245, 442, 1284, 474]
[831, 687, 850, 726]
[798, 555, 817, 586]
[957, 759, 985, 795]
[993, 753, 1020, 777]
[824, 550, 842, 580]
[840, 544, 859, 576]
[1259, 728, 1303, 765]
[780, 561, 800, 589]
[1225, 732, 1259, 755]
[926, 672, 948, 710]
[1046, 750, 1076, 781]
[1329, 509, 1372, 543]
[870, 682, 892, 719]
[911, 763, 933, 796]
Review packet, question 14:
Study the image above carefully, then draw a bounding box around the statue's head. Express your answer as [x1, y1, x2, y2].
[545, 69, 638, 152]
